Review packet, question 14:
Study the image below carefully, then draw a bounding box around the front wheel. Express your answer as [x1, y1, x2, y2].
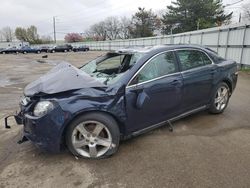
[209, 82, 230, 114]
[66, 112, 120, 159]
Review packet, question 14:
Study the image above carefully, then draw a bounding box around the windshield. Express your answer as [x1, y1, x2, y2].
[81, 52, 143, 85]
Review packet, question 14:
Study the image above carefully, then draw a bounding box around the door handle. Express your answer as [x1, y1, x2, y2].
[171, 80, 180, 85]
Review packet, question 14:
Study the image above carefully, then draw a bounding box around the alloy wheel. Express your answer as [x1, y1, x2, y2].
[214, 86, 229, 111]
[71, 121, 112, 158]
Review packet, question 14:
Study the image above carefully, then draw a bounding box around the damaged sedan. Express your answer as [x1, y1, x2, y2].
[5, 45, 238, 159]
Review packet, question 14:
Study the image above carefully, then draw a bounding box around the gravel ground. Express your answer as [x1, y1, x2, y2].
[0, 52, 250, 188]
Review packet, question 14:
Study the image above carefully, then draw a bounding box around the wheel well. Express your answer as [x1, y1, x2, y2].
[222, 79, 232, 94]
[60, 110, 125, 150]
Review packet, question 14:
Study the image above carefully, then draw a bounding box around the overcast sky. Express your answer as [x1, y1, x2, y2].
[0, 0, 248, 39]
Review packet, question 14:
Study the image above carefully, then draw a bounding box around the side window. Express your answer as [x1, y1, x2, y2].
[177, 50, 212, 71]
[131, 51, 177, 84]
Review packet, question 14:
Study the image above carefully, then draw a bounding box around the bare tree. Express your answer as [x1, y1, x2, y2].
[105, 17, 121, 40]
[86, 16, 132, 40]
[242, 3, 250, 21]
[0, 32, 3, 42]
[1, 27, 14, 42]
[89, 21, 107, 40]
[40, 35, 53, 44]
[119, 16, 131, 39]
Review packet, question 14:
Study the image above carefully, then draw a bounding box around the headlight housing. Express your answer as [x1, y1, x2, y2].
[33, 101, 54, 117]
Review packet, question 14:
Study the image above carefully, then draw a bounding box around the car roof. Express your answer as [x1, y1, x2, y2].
[114, 44, 211, 54]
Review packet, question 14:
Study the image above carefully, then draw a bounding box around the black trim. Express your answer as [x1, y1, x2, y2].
[130, 105, 207, 137]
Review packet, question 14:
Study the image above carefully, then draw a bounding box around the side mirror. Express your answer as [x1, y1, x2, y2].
[136, 90, 150, 109]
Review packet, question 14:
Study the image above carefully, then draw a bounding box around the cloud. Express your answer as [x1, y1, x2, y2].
[0, 0, 244, 40]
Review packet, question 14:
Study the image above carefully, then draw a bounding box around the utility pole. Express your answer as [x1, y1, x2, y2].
[53, 16, 56, 43]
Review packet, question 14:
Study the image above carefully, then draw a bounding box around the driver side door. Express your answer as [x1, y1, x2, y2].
[125, 51, 183, 133]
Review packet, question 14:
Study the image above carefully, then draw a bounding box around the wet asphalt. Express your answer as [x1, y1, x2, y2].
[0, 52, 250, 188]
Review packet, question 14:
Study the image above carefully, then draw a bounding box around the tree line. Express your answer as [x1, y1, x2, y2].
[0, 25, 52, 44]
[1, 0, 250, 44]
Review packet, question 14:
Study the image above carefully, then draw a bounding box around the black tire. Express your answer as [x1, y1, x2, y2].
[37, 51, 41, 54]
[209, 82, 230, 114]
[66, 112, 120, 159]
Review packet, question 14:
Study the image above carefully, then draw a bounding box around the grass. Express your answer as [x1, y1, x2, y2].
[239, 68, 250, 73]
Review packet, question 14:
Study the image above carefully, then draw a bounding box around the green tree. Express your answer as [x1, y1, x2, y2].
[130, 7, 160, 38]
[15, 25, 42, 44]
[161, 0, 232, 34]
[27, 25, 41, 44]
[15, 27, 28, 41]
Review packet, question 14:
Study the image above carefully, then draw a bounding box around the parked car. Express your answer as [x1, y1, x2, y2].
[20, 46, 41, 54]
[5, 45, 238, 159]
[40, 46, 51, 53]
[48, 44, 73, 53]
[72, 45, 89, 52]
[0, 47, 20, 54]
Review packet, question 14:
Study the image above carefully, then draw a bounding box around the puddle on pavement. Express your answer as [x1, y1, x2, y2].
[0, 75, 24, 87]
[0, 77, 16, 87]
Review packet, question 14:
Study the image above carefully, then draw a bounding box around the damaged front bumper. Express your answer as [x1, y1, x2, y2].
[4, 105, 67, 153]
[4, 112, 23, 129]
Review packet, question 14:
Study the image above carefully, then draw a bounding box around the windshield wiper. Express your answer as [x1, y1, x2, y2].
[104, 73, 116, 85]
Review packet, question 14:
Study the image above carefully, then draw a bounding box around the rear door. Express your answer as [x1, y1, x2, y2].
[175, 49, 216, 111]
[125, 51, 183, 133]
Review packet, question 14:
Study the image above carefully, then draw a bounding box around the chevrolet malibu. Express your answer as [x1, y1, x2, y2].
[5, 45, 238, 159]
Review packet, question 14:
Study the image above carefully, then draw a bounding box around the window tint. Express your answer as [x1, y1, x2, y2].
[177, 50, 212, 71]
[134, 51, 177, 84]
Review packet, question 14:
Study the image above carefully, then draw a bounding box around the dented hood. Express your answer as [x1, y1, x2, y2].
[24, 62, 105, 96]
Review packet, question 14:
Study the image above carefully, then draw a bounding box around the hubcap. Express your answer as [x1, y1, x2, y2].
[72, 121, 112, 158]
[214, 86, 229, 111]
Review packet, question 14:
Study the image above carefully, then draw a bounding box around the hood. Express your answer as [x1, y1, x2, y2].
[24, 62, 105, 96]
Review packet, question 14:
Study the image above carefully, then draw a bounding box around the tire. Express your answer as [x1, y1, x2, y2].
[37, 51, 41, 54]
[64, 49, 67, 52]
[52, 50, 55, 53]
[209, 82, 230, 114]
[2, 52, 5, 54]
[23, 51, 27, 54]
[66, 112, 120, 159]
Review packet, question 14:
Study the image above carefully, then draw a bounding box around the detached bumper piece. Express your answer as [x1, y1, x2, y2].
[4, 112, 29, 144]
[4, 113, 23, 129]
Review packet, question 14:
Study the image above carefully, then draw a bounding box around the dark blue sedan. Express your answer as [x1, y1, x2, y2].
[20, 46, 41, 54]
[5, 45, 238, 159]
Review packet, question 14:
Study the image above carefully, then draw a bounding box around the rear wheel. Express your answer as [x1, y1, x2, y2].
[66, 112, 120, 159]
[23, 51, 27, 54]
[64, 49, 67, 52]
[37, 51, 41, 54]
[209, 82, 230, 114]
